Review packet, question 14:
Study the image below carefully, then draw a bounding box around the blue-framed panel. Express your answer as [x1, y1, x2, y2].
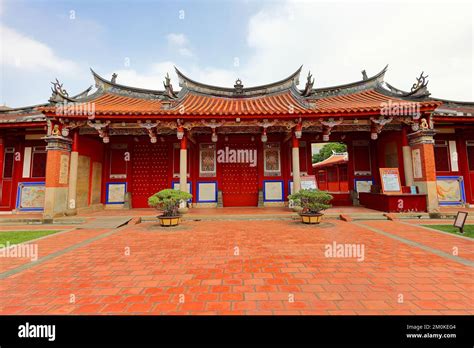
[196, 181, 218, 203]
[105, 182, 127, 204]
[263, 180, 285, 202]
[16, 182, 45, 212]
[354, 178, 374, 197]
[172, 181, 193, 202]
[436, 176, 466, 206]
[288, 180, 293, 198]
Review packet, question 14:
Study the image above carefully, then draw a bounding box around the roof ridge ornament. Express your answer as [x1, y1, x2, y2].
[411, 71, 429, 92]
[234, 78, 244, 95]
[164, 73, 178, 99]
[302, 71, 314, 97]
[111, 73, 117, 84]
[361, 70, 368, 80]
[49, 78, 70, 102]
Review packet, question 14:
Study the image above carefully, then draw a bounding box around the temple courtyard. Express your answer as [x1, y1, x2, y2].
[0, 210, 473, 315]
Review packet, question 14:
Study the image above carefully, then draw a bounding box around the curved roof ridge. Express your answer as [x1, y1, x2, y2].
[0, 85, 95, 114]
[175, 66, 302, 97]
[90, 68, 167, 99]
[308, 65, 388, 97]
[431, 98, 474, 106]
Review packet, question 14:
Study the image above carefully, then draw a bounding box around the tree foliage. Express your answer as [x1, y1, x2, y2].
[312, 142, 347, 164]
[288, 189, 333, 214]
[148, 189, 192, 217]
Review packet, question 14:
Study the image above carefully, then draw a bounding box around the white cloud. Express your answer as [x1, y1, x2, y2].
[166, 33, 193, 57]
[120, 0, 472, 101]
[167, 33, 188, 46]
[0, 25, 79, 74]
[6, 0, 470, 104]
[241, 0, 473, 99]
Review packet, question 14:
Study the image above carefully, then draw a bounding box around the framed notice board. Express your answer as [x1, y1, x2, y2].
[300, 175, 318, 190]
[379, 168, 402, 194]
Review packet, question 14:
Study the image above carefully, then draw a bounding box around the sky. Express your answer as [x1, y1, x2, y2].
[0, 0, 473, 107]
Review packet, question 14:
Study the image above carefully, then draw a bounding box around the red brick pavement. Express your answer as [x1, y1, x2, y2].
[360, 220, 474, 261]
[0, 219, 472, 315]
[0, 228, 109, 273]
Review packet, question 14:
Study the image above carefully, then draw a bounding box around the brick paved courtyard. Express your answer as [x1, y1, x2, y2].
[0, 217, 472, 315]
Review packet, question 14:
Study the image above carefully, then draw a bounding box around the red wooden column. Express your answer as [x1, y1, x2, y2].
[66, 130, 79, 215]
[401, 126, 414, 186]
[292, 134, 301, 192]
[0, 136, 4, 183]
[43, 132, 72, 219]
[407, 128, 439, 212]
[179, 134, 188, 193]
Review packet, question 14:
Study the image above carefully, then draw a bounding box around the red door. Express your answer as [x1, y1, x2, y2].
[220, 143, 259, 207]
[0, 147, 15, 210]
[466, 142, 474, 200]
[131, 142, 169, 208]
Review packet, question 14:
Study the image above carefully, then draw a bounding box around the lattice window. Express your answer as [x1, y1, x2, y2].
[434, 140, 450, 172]
[3, 147, 14, 179]
[110, 144, 128, 179]
[31, 146, 46, 178]
[199, 144, 216, 177]
[353, 140, 371, 175]
[264, 143, 281, 176]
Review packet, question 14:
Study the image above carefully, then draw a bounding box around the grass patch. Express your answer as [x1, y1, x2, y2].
[0, 230, 62, 245]
[422, 225, 474, 238]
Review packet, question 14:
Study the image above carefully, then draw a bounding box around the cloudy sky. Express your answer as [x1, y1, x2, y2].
[0, 0, 472, 107]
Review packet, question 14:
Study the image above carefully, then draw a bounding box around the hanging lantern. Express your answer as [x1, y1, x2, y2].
[294, 122, 302, 139]
[177, 126, 184, 140]
[103, 136, 110, 143]
[211, 130, 218, 143]
[261, 129, 267, 143]
[150, 136, 157, 143]
[322, 126, 331, 142]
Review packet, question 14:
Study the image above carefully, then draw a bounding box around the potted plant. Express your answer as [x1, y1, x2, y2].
[288, 189, 332, 224]
[148, 189, 192, 227]
[289, 198, 303, 213]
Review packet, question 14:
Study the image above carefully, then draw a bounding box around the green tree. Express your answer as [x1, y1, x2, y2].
[312, 142, 347, 164]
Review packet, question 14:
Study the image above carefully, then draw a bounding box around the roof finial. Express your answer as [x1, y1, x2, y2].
[234, 78, 244, 95]
[361, 70, 368, 80]
[163, 73, 177, 98]
[111, 73, 118, 84]
[302, 71, 314, 97]
[411, 71, 429, 92]
[49, 78, 69, 102]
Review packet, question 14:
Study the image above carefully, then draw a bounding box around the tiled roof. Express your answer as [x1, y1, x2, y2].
[40, 90, 312, 116]
[313, 90, 440, 114]
[39, 89, 440, 117]
[312, 153, 348, 168]
[172, 91, 311, 115]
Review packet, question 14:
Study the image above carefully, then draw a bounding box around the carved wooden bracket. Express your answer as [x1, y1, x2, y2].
[137, 120, 159, 130]
[87, 120, 111, 142]
[201, 119, 225, 129]
[320, 117, 343, 141]
[370, 116, 393, 139]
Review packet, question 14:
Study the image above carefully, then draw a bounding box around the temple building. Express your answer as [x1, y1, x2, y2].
[1, 66, 473, 217]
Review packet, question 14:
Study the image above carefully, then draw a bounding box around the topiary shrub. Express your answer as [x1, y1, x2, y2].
[148, 189, 192, 217]
[288, 189, 332, 215]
